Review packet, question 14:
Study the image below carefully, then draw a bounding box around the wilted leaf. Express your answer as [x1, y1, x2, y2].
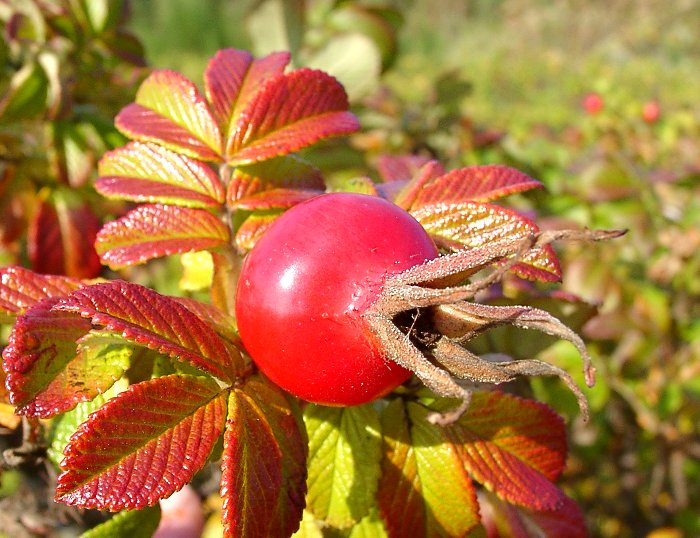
[204, 48, 290, 144]
[411, 202, 561, 282]
[304, 404, 381, 528]
[221, 375, 307, 537]
[97, 142, 225, 207]
[442, 392, 568, 511]
[378, 399, 479, 538]
[226, 68, 360, 164]
[116, 70, 222, 161]
[55, 374, 227, 510]
[95, 204, 230, 269]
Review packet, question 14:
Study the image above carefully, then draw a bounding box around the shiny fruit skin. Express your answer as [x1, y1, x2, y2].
[235, 192, 439, 406]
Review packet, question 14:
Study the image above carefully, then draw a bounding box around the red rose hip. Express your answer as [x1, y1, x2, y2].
[235, 192, 439, 406]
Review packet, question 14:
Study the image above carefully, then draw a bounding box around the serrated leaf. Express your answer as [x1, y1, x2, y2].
[442, 392, 568, 511]
[116, 70, 222, 161]
[2, 300, 127, 418]
[234, 213, 281, 252]
[174, 296, 241, 348]
[411, 202, 561, 282]
[221, 375, 307, 537]
[204, 48, 290, 145]
[304, 404, 381, 528]
[55, 374, 227, 510]
[227, 155, 324, 205]
[96, 142, 225, 207]
[95, 204, 230, 269]
[393, 161, 446, 210]
[55, 281, 241, 382]
[378, 399, 479, 538]
[0, 265, 83, 321]
[226, 68, 360, 164]
[479, 490, 587, 538]
[376, 154, 434, 183]
[410, 166, 543, 208]
[80, 505, 161, 538]
[234, 188, 321, 211]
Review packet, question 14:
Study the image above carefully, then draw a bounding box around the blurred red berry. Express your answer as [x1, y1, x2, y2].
[582, 93, 604, 115]
[642, 100, 661, 123]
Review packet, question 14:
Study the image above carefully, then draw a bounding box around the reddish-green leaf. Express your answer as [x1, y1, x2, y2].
[221, 375, 307, 537]
[0, 265, 83, 320]
[234, 213, 281, 252]
[55, 281, 241, 382]
[55, 374, 227, 511]
[227, 155, 324, 205]
[95, 204, 230, 269]
[442, 392, 568, 511]
[226, 69, 360, 164]
[378, 399, 479, 538]
[410, 166, 542, 208]
[479, 490, 587, 538]
[96, 142, 225, 207]
[233, 189, 322, 211]
[411, 202, 561, 281]
[376, 154, 434, 183]
[116, 70, 222, 161]
[393, 161, 445, 210]
[204, 48, 290, 143]
[28, 194, 102, 279]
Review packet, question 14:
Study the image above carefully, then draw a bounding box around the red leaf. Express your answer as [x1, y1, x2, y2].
[226, 69, 360, 164]
[411, 166, 542, 208]
[95, 204, 230, 269]
[55, 281, 241, 382]
[96, 142, 225, 207]
[0, 266, 83, 319]
[55, 374, 227, 511]
[393, 161, 445, 210]
[443, 392, 568, 511]
[221, 375, 307, 537]
[204, 49, 290, 144]
[411, 202, 561, 282]
[226, 155, 324, 205]
[28, 195, 102, 279]
[376, 154, 434, 182]
[116, 70, 222, 161]
[234, 213, 280, 252]
[233, 189, 321, 211]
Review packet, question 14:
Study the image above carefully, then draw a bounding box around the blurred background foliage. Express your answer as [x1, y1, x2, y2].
[2, 0, 699, 537]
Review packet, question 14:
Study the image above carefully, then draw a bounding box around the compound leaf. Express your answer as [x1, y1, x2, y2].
[116, 70, 222, 162]
[96, 142, 225, 207]
[204, 48, 290, 144]
[55, 374, 227, 511]
[221, 375, 307, 537]
[95, 204, 230, 269]
[226, 68, 360, 164]
[304, 404, 381, 528]
[442, 392, 568, 511]
[410, 202, 561, 282]
[378, 399, 479, 538]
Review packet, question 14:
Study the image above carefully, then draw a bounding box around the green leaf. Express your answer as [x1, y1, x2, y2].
[304, 404, 381, 528]
[378, 399, 479, 537]
[221, 375, 307, 537]
[116, 70, 222, 162]
[55, 374, 228, 510]
[348, 509, 389, 538]
[80, 505, 161, 538]
[95, 204, 230, 270]
[0, 61, 49, 121]
[97, 142, 225, 207]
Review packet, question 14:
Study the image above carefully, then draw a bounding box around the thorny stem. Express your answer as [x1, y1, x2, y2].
[365, 227, 626, 424]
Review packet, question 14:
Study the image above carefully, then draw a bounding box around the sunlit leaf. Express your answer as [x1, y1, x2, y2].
[442, 392, 568, 511]
[234, 213, 281, 252]
[378, 399, 479, 537]
[221, 375, 307, 537]
[411, 202, 561, 281]
[95, 204, 230, 269]
[55, 374, 227, 510]
[233, 189, 321, 211]
[96, 142, 225, 207]
[80, 505, 161, 538]
[227, 155, 324, 204]
[55, 281, 241, 382]
[376, 154, 434, 183]
[393, 161, 445, 210]
[0, 265, 83, 321]
[226, 68, 360, 164]
[304, 404, 381, 528]
[204, 48, 290, 144]
[116, 70, 222, 161]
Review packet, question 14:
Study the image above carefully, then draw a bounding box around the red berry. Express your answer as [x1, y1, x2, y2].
[642, 100, 661, 123]
[582, 93, 604, 115]
[236, 192, 439, 406]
